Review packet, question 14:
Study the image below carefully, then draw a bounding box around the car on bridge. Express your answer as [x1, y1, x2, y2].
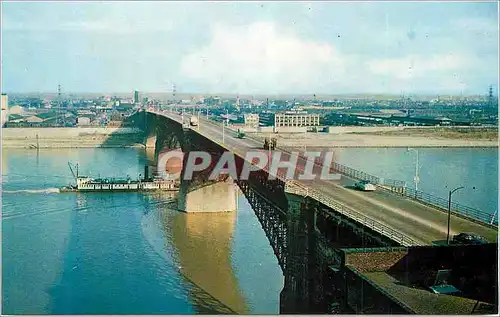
[450, 232, 488, 245]
[353, 180, 376, 191]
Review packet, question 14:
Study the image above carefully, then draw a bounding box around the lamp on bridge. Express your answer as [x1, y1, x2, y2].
[446, 185, 475, 244]
[406, 148, 420, 193]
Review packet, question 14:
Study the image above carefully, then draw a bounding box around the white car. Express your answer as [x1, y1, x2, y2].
[354, 180, 376, 191]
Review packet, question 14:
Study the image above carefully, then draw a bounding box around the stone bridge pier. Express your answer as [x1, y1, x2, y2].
[176, 128, 237, 213]
[137, 110, 237, 213]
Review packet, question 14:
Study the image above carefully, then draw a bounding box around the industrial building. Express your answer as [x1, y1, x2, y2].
[275, 111, 320, 127]
[77, 116, 91, 126]
[259, 110, 320, 128]
[244, 113, 259, 128]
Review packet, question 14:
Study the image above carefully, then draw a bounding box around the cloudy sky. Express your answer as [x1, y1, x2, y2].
[1, 1, 498, 95]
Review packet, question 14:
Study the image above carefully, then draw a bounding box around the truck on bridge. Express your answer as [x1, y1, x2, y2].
[236, 129, 245, 139]
[264, 137, 277, 150]
[190, 116, 199, 126]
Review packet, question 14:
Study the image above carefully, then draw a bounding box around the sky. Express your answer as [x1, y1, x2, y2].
[1, 1, 498, 95]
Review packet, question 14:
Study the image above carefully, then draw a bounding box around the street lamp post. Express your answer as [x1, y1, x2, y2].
[225, 109, 229, 142]
[197, 109, 200, 131]
[447, 186, 470, 244]
[407, 148, 420, 193]
[222, 109, 228, 143]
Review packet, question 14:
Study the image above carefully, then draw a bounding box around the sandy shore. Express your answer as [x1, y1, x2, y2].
[251, 132, 498, 148]
[1, 127, 146, 148]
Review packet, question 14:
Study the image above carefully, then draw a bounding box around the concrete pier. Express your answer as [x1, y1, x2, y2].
[178, 177, 237, 213]
[145, 134, 157, 150]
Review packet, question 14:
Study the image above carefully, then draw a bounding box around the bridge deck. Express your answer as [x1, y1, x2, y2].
[148, 110, 497, 245]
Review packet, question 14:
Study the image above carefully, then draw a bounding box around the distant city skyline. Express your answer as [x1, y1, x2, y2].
[1, 1, 498, 95]
[5, 91, 495, 103]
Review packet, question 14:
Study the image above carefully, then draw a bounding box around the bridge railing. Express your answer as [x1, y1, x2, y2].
[326, 159, 495, 226]
[326, 160, 496, 226]
[325, 160, 496, 227]
[329, 162, 381, 185]
[388, 186, 498, 226]
[285, 180, 422, 247]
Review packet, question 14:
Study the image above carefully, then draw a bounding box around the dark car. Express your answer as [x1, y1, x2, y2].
[450, 233, 488, 245]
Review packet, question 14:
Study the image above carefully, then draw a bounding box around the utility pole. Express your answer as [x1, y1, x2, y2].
[56, 84, 61, 127]
[447, 186, 464, 244]
[488, 85, 494, 107]
[414, 150, 419, 192]
[172, 84, 177, 105]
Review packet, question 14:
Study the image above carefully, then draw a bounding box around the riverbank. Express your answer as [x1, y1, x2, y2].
[251, 127, 498, 148]
[362, 127, 498, 140]
[1, 127, 145, 148]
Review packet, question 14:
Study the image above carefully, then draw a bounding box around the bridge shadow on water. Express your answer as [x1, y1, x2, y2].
[168, 210, 249, 314]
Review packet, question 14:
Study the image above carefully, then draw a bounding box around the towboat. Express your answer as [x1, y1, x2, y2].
[60, 162, 179, 193]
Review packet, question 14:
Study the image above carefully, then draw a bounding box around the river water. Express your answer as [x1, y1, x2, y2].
[1, 148, 283, 314]
[2, 147, 498, 314]
[334, 148, 498, 216]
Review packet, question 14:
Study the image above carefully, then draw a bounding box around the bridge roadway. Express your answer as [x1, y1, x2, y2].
[148, 110, 497, 246]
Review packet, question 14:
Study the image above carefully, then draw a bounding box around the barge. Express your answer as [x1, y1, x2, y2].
[60, 163, 179, 193]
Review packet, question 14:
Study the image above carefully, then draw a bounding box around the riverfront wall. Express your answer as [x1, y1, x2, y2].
[1, 127, 145, 148]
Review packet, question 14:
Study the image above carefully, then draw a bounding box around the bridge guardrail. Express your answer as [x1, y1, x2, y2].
[328, 161, 496, 226]
[325, 159, 496, 227]
[385, 186, 498, 226]
[285, 180, 422, 247]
